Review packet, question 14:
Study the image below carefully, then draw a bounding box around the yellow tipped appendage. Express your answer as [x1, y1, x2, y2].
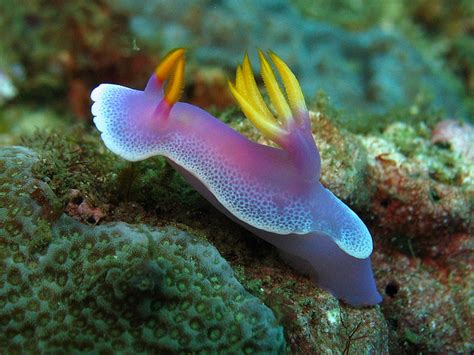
[268, 51, 306, 113]
[165, 55, 185, 106]
[228, 51, 307, 144]
[155, 48, 186, 106]
[228, 83, 285, 139]
[241, 54, 275, 120]
[258, 51, 292, 122]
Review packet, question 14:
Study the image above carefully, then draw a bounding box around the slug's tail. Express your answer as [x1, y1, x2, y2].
[91, 49, 186, 162]
[269, 232, 382, 306]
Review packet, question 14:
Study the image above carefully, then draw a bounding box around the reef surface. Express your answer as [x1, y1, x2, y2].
[0, 0, 472, 352]
[1, 106, 472, 352]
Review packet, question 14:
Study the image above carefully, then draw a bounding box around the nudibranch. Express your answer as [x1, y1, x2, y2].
[91, 48, 382, 306]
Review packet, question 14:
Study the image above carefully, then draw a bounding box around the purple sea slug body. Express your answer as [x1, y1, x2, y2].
[91, 48, 382, 306]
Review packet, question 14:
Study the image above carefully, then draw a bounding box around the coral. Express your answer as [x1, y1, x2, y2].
[109, 0, 467, 121]
[361, 121, 473, 257]
[409, 0, 474, 111]
[9, 119, 470, 351]
[294, 0, 474, 118]
[7, 126, 391, 352]
[0, 146, 285, 353]
[432, 120, 474, 162]
[1, 0, 470, 123]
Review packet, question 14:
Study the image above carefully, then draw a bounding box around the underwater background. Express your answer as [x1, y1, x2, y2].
[0, 0, 472, 353]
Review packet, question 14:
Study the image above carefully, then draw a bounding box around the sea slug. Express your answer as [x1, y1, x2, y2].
[91, 48, 382, 306]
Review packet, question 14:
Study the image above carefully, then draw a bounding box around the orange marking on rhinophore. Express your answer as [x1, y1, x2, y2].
[155, 48, 186, 81]
[164, 56, 185, 106]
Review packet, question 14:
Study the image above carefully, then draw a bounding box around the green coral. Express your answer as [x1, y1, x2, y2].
[381, 122, 472, 186]
[0, 146, 285, 353]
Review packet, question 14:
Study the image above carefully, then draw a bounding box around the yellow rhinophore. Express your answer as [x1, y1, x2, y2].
[155, 48, 186, 106]
[229, 51, 307, 144]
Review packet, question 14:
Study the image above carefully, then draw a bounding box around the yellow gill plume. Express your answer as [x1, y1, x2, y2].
[258, 50, 292, 123]
[240, 54, 275, 120]
[228, 51, 307, 144]
[268, 51, 307, 113]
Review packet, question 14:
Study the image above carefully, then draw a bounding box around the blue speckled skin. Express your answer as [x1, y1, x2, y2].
[91, 72, 382, 306]
[173, 162, 382, 306]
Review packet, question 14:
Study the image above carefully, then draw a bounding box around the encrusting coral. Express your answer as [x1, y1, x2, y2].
[362, 121, 473, 257]
[0, 146, 285, 353]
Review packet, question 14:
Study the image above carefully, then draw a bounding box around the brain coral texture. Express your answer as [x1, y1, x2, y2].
[0, 146, 285, 353]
